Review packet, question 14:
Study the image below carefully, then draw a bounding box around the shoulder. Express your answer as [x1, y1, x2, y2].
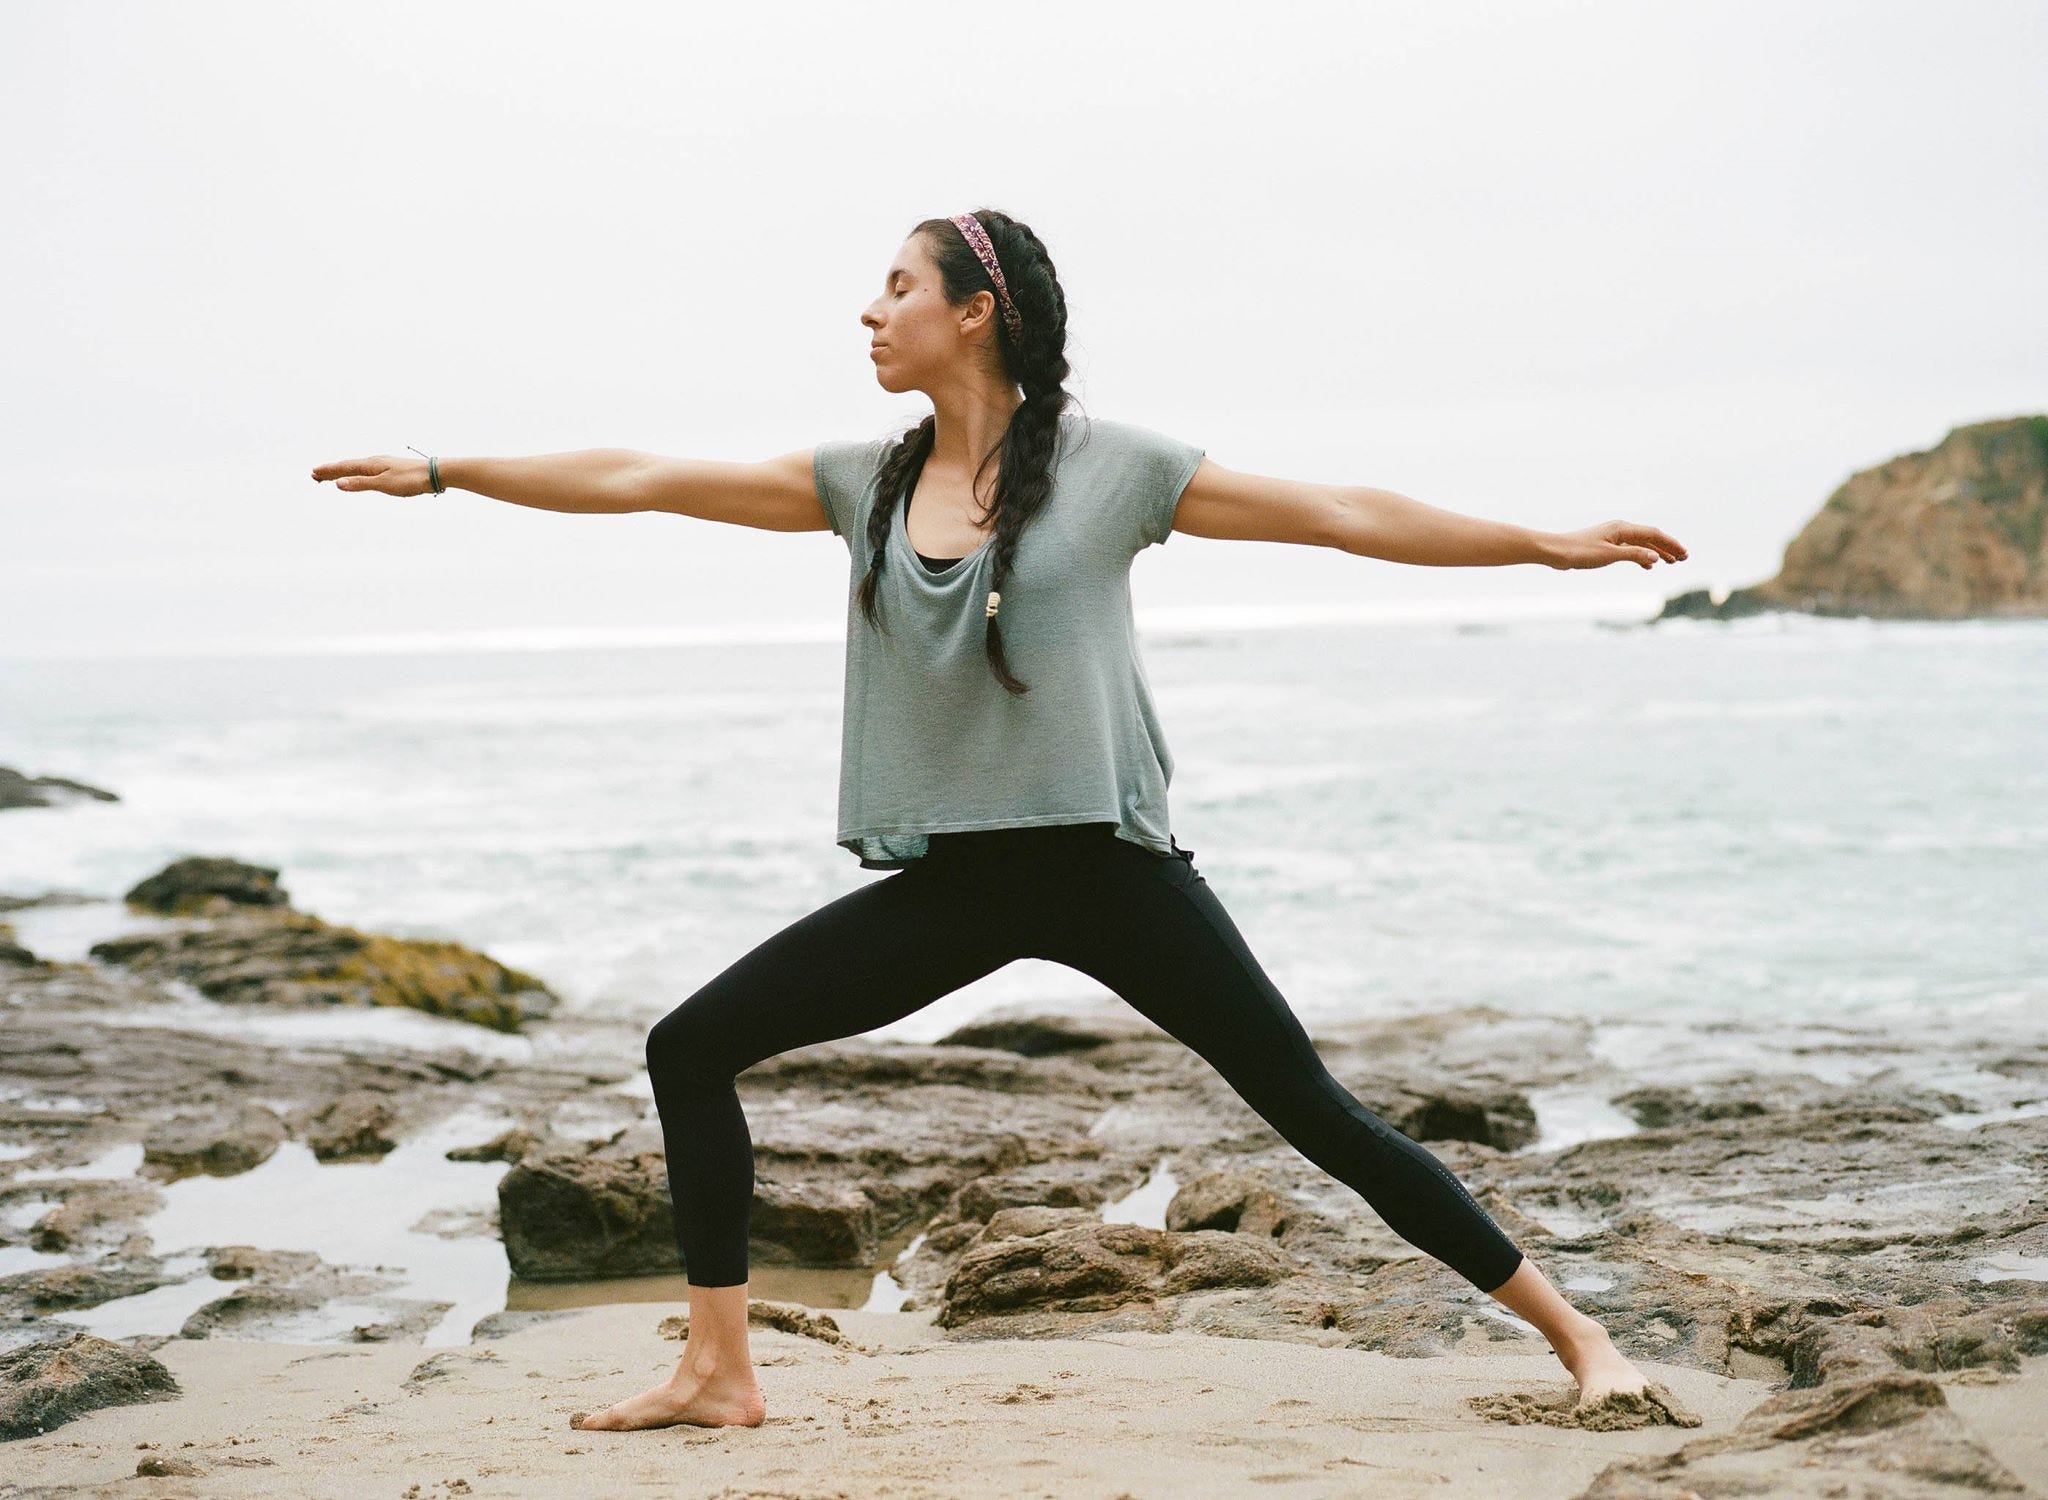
[1058, 411, 1199, 470]
[813, 428, 907, 539]
[1064, 413, 1204, 489]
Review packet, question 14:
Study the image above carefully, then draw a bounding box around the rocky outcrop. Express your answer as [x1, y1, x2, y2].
[0, 767, 119, 813]
[92, 860, 558, 1033]
[1660, 413, 2048, 621]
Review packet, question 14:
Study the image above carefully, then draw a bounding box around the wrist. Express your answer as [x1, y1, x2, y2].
[1524, 528, 1566, 567]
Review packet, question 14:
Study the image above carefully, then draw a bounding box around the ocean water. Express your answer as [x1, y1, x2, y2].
[3, 612, 2044, 1048]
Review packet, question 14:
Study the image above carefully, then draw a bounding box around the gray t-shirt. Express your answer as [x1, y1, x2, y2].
[812, 409, 1206, 869]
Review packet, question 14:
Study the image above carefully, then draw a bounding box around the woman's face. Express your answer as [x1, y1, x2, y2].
[861, 233, 982, 395]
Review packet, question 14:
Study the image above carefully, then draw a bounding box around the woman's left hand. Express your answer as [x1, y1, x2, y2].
[1546, 521, 1688, 570]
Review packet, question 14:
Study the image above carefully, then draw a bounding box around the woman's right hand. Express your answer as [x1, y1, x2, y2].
[309, 455, 434, 496]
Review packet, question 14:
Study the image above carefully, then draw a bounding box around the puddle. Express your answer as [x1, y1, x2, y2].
[1476, 1303, 1539, 1336]
[0, 1244, 74, 1276]
[44, 1106, 522, 1346]
[1974, 1253, 2048, 1283]
[1518, 1087, 1641, 1154]
[14, 1143, 147, 1183]
[1100, 1157, 1178, 1229]
[860, 1230, 927, 1314]
[1936, 1100, 2048, 1131]
[2, 901, 185, 964]
[1, 1194, 61, 1233]
[0, 1088, 97, 1114]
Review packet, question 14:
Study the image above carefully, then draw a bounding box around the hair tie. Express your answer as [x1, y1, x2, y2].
[950, 213, 1024, 340]
[985, 589, 1002, 619]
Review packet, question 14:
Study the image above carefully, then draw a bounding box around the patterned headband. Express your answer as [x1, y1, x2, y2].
[950, 213, 1024, 340]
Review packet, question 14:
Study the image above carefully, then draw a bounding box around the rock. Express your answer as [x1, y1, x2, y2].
[296, 1091, 399, 1162]
[939, 1216, 1294, 1327]
[444, 1126, 538, 1163]
[0, 920, 45, 968]
[23, 1178, 165, 1253]
[658, 1300, 849, 1346]
[1363, 1079, 1539, 1151]
[0, 1261, 175, 1313]
[0, 890, 102, 911]
[136, 1455, 206, 1476]
[0, 767, 120, 812]
[207, 1246, 321, 1281]
[124, 855, 290, 913]
[181, 1273, 449, 1342]
[751, 1180, 878, 1268]
[497, 1150, 679, 1281]
[1166, 1170, 1294, 1239]
[940, 1164, 1137, 1227]
[937, 1007, 1165, 1056]
[741, 1038, 1068, 1093]
[0, 1331, 179, 1439]
[142, 1102, 286, 1179]
[91, 906, 558, 1032]
[468, 1309, 572, 1342]
[1657, 413, 2048, 622]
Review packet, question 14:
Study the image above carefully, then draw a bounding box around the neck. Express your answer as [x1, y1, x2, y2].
[926, 379, 1027, 476]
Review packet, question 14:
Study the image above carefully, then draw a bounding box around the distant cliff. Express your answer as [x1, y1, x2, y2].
[1659, 414, 2048, 621]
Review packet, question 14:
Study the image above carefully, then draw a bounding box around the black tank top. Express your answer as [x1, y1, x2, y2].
[905, 487, 966, 572]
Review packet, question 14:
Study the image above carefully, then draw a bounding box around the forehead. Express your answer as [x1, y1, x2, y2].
[886, 236, 936, 281]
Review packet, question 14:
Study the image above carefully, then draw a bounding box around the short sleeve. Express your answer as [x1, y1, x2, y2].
[1130, 425, 1206, 550]
[812, 436, 893, 543]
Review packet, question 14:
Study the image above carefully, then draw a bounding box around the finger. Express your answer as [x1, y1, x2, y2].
[1626, 524, 1688, 563]
[310, 459, 387, 481]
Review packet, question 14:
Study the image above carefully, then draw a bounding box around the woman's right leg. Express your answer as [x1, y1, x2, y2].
[645, 856, 1026, 1288]
[576, 855, 1027, 1432]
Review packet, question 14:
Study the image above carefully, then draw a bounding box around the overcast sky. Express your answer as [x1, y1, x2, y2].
[4, 0, 2041, 660]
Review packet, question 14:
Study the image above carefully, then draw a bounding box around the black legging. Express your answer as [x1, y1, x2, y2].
[644, 820, 1527, 1294]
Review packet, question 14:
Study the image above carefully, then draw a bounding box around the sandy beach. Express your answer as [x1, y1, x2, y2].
[0, 1299, 1918, 1499]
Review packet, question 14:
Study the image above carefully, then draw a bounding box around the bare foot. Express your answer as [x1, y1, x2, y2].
[569, 1364, 766, 1432]
[1551, 1317, 1650, 1407]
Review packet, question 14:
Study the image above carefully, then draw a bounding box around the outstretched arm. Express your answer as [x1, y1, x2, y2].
[309, 448, 831, 531]
[1170, 458, 1687, 570]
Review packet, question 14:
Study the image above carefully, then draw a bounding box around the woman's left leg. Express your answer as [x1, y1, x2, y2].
[1040, 835, 1648, 1400]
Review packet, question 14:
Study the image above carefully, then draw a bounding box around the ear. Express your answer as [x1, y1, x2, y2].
[958, 289, 997, 335]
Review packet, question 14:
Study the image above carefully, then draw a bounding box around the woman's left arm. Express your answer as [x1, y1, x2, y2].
[1170, 458, 1688, 571]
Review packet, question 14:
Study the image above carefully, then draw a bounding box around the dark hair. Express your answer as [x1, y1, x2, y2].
[855, 207, 1078, 695]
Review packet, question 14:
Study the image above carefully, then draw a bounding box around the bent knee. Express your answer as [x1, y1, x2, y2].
[645, 1003, 733, 1080]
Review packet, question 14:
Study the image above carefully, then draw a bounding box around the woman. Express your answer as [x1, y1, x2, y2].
[313, 207, 1688, 1434]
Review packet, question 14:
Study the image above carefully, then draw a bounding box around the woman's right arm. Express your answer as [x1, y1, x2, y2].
[310, 447, 831, 532]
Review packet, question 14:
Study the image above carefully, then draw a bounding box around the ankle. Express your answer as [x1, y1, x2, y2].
[1548, 1311, 1607, 1355]
[673, 1349, 752, 1385]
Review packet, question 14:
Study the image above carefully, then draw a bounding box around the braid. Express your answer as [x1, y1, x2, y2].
[854, 208, 1079, 694]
